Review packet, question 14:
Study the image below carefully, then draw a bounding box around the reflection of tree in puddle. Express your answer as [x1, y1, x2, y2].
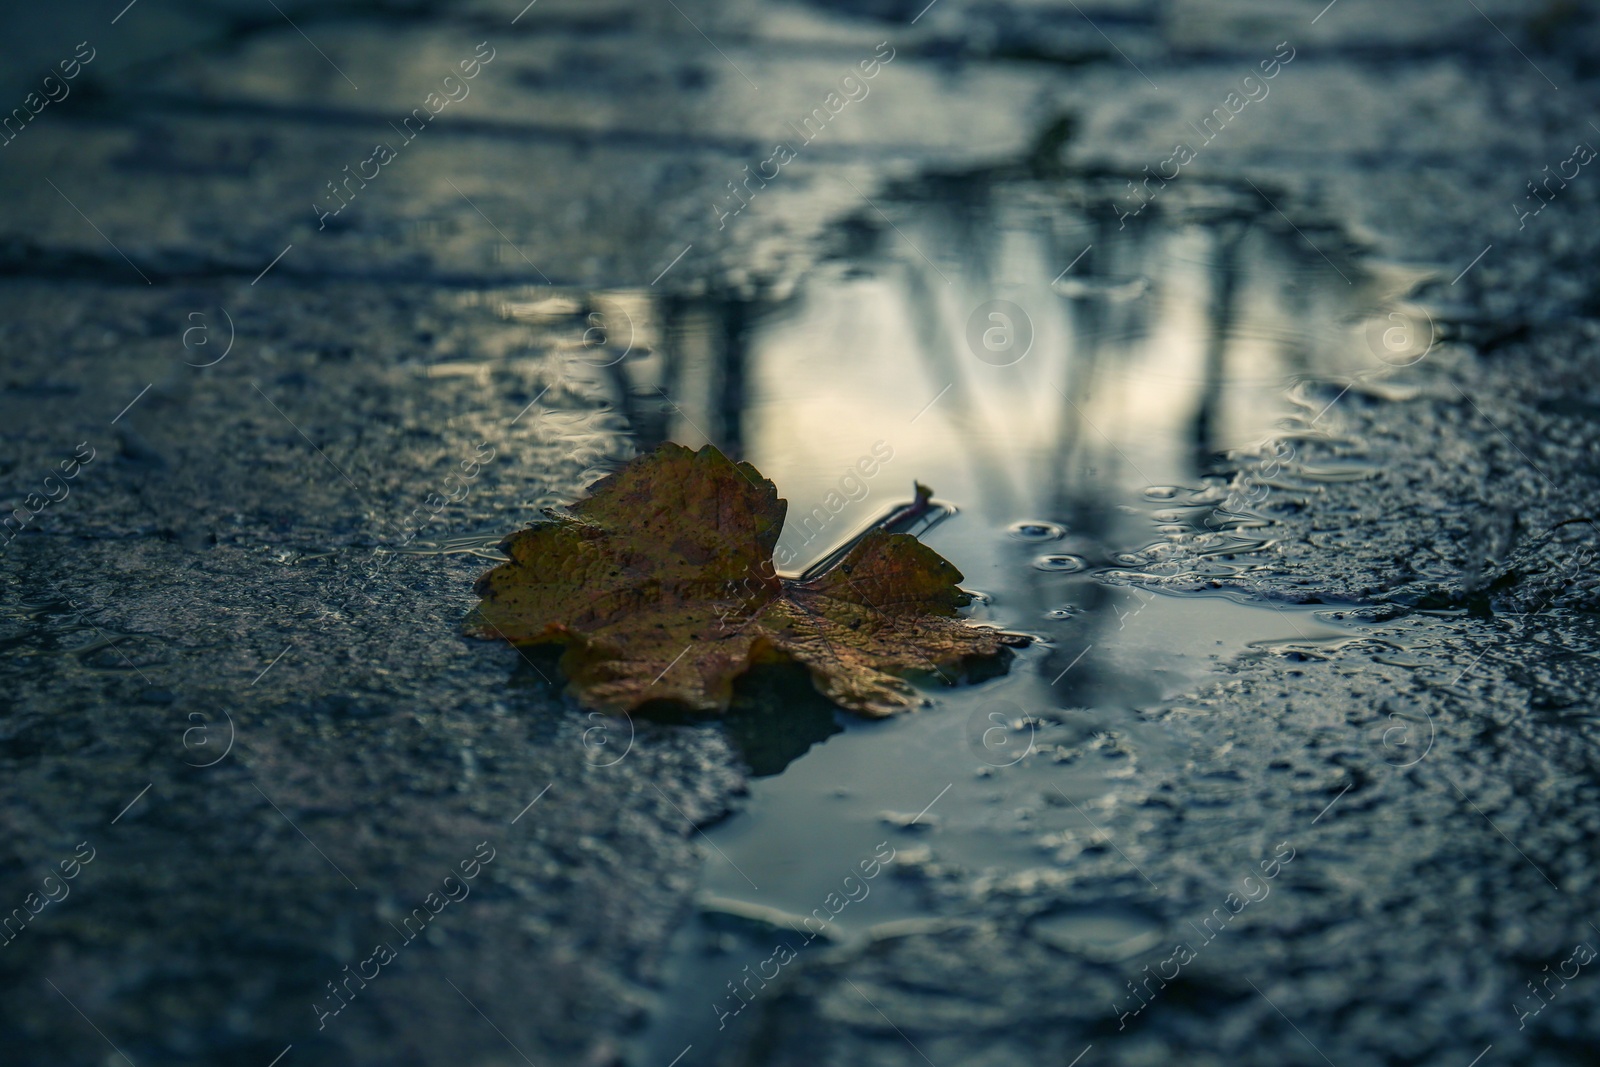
[581, 171, 1385, 535]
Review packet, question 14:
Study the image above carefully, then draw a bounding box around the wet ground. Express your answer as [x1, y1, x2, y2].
[5, 1, 1600, 1064]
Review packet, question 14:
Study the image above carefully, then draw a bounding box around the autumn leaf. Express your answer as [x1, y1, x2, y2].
[467, 443, 1026, 718]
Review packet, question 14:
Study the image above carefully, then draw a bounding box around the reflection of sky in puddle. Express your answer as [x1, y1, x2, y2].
[613, 177, 1412, 1060]
[649, 191, 1391, 582]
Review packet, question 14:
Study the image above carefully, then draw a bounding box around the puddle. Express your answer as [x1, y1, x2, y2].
[493, 169, 1421, 1060]
[407, 164, 1441, 1060]
[383, 151, 1439, 1061]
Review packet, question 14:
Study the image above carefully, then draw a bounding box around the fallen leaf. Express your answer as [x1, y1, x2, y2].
[468, 443, 1026, 717]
